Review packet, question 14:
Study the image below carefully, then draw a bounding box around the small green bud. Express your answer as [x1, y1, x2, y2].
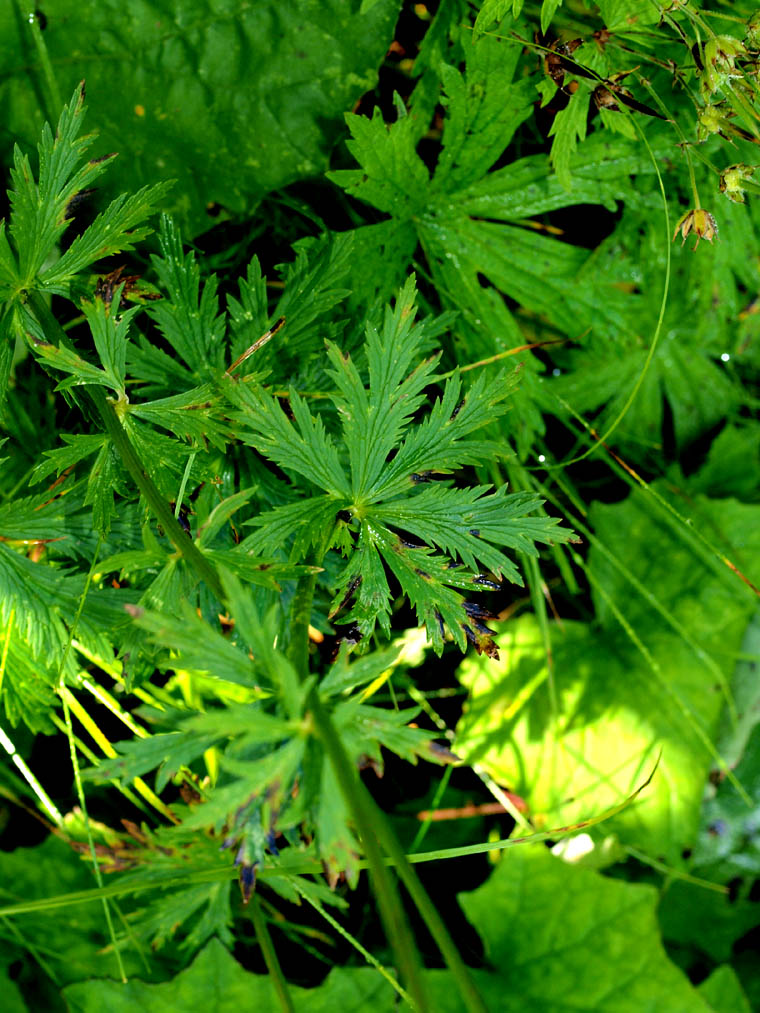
[719, 163, 757, 203]
[701, 35, 747, 96]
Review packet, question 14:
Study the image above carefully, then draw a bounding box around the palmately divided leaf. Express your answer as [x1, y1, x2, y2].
[39, 182, 172, 294]
[147, 215, 227, 378]
[237, 277, 571, 654]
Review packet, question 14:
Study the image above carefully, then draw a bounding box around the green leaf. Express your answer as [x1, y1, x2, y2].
[0, 836, 152, 988]
[82, 297, 139, 393]
[128, 603, 259, 688]
[85, 441, 120, 536]
[31, 433, 107, 484]
[7, 83, 105, 287]
[40, 183, 171, 295]
[236, 278, 570, 653]
[658, 878, 760, 965]
[540, 0, 564, 33]
[328, 104, 431, 218]
[329, 32, 655, 458]
[424, 845, 712, 1011]
[82, 730, 221, 793]
[474, 1, 524, 36]
[1, 1, 403, 238]
[456, 488, 760, 861]
[550, 193, 755, 455]
[596, 0, 662, 31]
[687, 423, 760, 500]
[128, 384, 228, 449]
[698, 966, 752, 1013]
[692, 723, 760, 883]
[548, 84, 592, 189]
[62, 938, 396, 1012]
[146, 216, 226, 378]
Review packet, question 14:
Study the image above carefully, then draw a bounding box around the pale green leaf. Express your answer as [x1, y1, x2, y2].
[424, 845, 711, 1011]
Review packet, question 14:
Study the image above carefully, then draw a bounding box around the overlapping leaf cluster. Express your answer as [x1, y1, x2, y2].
[0, 77, 571, 956]
[2, 1, 760, 1008]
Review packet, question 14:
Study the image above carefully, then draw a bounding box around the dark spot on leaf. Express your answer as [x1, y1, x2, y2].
[472, 574, 501, 590]
[463, 601, 498, 621]
[34, 9, 47, 29]
[64, 188, 96, 220]
[428, 742, 461, 764]
[332, 574, 362, 616]
[434, 610, 445, 640]
[238, 861, 257, 904]
[265, 830, 280, 856]
[399, 537, 424, 549]
[414, 568, 430, 579]
[89, 153, 117, 165]
[462, 620, 499, 660]
[411, 470, 446, 483]
[451, 398, 466, 420]
[338, 623, 363, 648]
[469, 529, 480, 537]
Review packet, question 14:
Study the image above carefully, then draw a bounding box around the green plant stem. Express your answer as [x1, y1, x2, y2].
[250, 899, 295, 1013]
[0, 719, 64, 827]
[285, 571, 318, 678]
[26, 6, 62, 121]
[90, 385, 224, 598]
[307, 688, 429, 1012]
[286, 876, 415, 1008]
[26, 291, 224, 601]
[286, 559, 487, 1012]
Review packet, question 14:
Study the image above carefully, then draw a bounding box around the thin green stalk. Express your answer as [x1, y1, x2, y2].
[0, 721, 64, 827]
[2, 913, 59, 984]
[286, 876, 415, 1009]
[250, 899, 295, 1013]
[48, 713, 151, 817]
[174, 450, 197, 518]
[285, 553, 486, 1013]
[542, 475, 738, 727]
[55, 534, 126, 982]
[308, 689, 429, 1012]
[0, 784, 661, 918]
[409, 765, 452, 853]
[625, 846, 729, 894]
[25, 6, 62, 121]
[310, 689, 487, 1013]
[90, 385, 224, 598]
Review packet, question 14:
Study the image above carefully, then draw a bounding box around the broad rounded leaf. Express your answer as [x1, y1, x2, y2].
[62, 937, 395, 1011]
[424, 845, 711, 1012]
[1, 1, 401, 237]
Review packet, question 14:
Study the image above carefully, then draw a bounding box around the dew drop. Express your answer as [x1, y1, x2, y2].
[720, 352, 730, 362]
